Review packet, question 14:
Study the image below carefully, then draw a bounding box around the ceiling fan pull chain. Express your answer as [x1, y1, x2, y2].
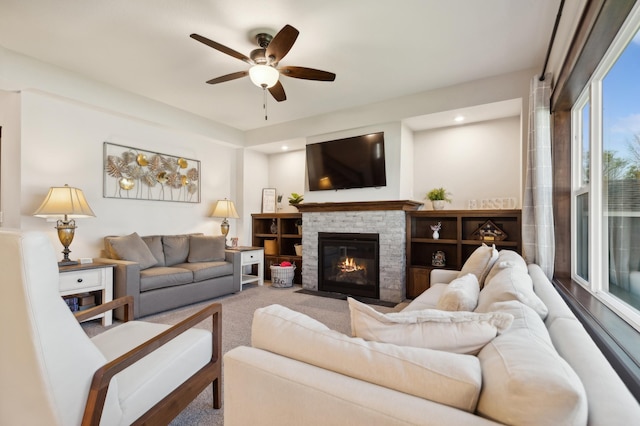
[263, 87, 268, 120]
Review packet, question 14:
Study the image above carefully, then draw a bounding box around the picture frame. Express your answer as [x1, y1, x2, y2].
[262, 188, 277, 213]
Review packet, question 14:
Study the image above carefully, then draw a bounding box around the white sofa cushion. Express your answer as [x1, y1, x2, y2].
[458, 243, 498, 287]
[436, 273, 479, 311]
[252, 304, 483, 412]
[475, 299, 588, 426]
[348, 297, 513, 355]
[476, 251, 549, 320]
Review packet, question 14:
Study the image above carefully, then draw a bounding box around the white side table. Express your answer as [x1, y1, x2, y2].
[58, 262, 115, 326]
[229, 247, 264, 290]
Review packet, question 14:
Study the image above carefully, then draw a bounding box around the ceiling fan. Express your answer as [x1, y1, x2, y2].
[190, 25, 336, 103]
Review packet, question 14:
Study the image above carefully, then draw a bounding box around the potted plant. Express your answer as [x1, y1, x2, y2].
[426, 187, 452, 210]
[288, 192, 304, 207]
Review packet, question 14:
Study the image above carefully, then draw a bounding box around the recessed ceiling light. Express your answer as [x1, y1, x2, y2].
[454, 115, 465, 123]
[281, 145, 289, 151]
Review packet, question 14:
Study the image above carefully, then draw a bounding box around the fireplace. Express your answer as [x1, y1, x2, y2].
[318, 232, 379, 299]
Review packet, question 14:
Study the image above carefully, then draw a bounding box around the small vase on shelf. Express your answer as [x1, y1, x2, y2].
[270, 219, 278, 234]
[430, 221, 442, 240]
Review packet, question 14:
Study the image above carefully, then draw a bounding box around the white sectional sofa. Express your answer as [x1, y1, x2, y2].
[224, 246, 640, 425]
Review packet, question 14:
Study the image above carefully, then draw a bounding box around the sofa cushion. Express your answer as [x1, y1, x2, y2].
[402, 283, 448, 312]
[162, 235, 190, 266]
[176, 261, 232, 282]
[107, 232, 158, 270]
[188, 235, 226, 263]
[348, 297, 513, 355]
[475, 300, 588, 425]
[139, 266, 193, 292]
[252, 304, 483, 413]
[436, 273, 479, 311]
[484, 249, 528, 285]
[141, 235, 165, 267]
[458, 243, 498, 287]
[476, 254, 549, 320]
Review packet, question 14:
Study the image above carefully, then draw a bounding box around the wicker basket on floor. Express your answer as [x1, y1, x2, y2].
[270, 264, 296, 288]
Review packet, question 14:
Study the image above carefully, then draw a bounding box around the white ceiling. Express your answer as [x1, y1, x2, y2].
[0, 0, 570, 137]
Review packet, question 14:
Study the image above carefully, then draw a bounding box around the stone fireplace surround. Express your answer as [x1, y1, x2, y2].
[296, 201, 422, 303]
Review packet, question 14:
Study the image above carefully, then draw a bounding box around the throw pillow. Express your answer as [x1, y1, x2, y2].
[458, 243, 498, 288]
[142, 235, 165, 267]
[162, 235, 190, 266]
[188, 235, 226, 262]
[348, 297, 513, 355]
[252, 304, 483, 412]
[436, 273, 479, 311]
[108, 232, 158, 270]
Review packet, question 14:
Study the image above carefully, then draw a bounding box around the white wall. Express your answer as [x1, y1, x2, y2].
[0, 90, 21, 228]
[18, 90, 237, 258]
[269, 149, 306, 213]
[413, 116, 521, 210]
[238, 148, 269, 246]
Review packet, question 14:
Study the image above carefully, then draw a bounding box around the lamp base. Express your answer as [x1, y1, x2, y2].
[58, 259, 79, 267]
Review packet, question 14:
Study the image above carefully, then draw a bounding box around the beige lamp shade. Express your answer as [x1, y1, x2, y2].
[33, 184, 95, 265]
[211, 199, 239, 219]
[33, 184, 96, 219]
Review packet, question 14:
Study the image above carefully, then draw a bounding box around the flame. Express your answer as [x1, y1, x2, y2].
[339, 257, 364, 273]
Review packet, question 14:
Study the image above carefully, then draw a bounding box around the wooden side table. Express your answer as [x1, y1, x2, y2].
[58, 261, 115, 326]
[228, 247, 264, 290]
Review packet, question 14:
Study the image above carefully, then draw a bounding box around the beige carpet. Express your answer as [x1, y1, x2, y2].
[82, 283, 399, 425]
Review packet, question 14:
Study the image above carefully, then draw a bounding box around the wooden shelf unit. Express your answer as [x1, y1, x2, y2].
[406, 209, 522, 298]
[252, 213, 303, 284]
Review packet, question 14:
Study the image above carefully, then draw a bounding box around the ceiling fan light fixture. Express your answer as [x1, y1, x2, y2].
[249, 64, 279, 88]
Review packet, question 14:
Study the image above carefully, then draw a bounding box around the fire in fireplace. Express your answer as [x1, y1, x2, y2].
[318, 232, 379, 299]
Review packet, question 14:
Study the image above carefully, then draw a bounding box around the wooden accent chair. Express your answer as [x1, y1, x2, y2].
[0, 230, 221, 425]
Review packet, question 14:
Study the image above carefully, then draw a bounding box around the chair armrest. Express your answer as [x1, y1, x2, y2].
[82, 302, 222, 425]
[74, 295, 135, 323]
[431, 269, 461, 284]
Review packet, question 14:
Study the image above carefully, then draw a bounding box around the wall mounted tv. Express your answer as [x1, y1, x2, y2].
[306, 132, 387, 191]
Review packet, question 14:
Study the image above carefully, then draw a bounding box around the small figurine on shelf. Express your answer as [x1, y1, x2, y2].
[270, 218, 278, 234]
[432, 250, 446, 267]
[430, 222, 442, 240]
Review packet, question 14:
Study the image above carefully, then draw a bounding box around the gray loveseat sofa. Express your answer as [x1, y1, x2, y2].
[97, 232, 240, 319]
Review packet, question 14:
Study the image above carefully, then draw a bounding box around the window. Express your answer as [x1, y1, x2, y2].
[572, 4, 640, 329]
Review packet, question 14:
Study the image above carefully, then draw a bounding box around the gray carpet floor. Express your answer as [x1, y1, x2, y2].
[82, 283, 399, 425]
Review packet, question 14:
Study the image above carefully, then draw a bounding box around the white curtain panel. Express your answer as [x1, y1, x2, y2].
[523, 73, 555, 279]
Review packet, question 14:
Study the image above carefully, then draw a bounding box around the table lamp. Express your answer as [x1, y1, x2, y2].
[33, 184, 96, 266]
[211, 198, 239, 245]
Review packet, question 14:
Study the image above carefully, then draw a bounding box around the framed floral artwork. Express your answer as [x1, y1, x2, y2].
[103, 142, 200, 203]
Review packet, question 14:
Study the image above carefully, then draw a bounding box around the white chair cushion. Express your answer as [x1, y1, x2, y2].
[402, 283, 448, 312]
[251, 304, 483, 412]
[91, 321, 211, 425]
[348, 297, 513, 355]
[436, 273, 479, 311]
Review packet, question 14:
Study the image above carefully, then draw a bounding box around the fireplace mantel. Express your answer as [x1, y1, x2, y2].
[296, 200, 423, 213]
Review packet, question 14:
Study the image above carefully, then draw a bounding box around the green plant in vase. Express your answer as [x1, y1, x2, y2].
[426, 188, 452, 210]
[288, 192, 304, 206]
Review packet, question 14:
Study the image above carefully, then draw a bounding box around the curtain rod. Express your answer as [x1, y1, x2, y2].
[540, 0, 566, 81]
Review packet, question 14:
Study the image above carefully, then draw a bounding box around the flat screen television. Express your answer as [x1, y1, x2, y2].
[306, 132, 387, 191]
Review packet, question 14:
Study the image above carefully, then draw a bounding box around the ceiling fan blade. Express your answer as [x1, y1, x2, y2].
[266, 25, 299, 63]
[206, 71, 249, 84]
[268, 81, 287, 102]
[190, 33, 253, 65]
[279, 66, 336, 81]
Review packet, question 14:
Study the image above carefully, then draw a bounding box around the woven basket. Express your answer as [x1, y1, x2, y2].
[270, 264, 296, 288]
